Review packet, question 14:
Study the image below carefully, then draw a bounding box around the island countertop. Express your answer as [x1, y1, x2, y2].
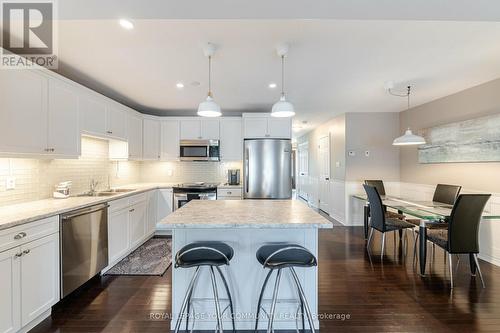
[158, 199, 333, 229]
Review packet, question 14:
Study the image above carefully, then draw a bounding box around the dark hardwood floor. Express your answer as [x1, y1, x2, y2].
[31, 227, 500, 333]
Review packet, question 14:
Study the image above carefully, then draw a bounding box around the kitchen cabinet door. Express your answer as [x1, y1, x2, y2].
[108, 208, 129, 264]
[127, 114, 143, 160]
[143, 118, 161, 160]
[220, 118, 242, 161]
[146, 190, 158, 234]
[20, 233, 59, 326]
[80, 93, 107, 137]
[201, 119, 220, 140]
[129, 201, 147, 249]
[157, 189, 173, 221]
[0, 70, 48, 154]
[106, 105, 127, 140]
[47, 78, 80, 157]
[0, 247, 21, 333]
[180, 119, 201, 140]
[243, 117, 268, 139]
[268, 117, 292, 139]
[161, 119, 180, 161]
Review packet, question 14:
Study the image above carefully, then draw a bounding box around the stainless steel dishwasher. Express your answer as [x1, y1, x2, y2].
[60, 203, 109, 298]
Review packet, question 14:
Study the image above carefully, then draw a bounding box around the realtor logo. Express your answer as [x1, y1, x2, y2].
[1, 0, 58, 69]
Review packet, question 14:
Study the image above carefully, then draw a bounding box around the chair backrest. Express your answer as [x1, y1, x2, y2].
[364, 180, 386, 196]
[363, 184, 386, 232]
[448, 194, 491, 253]
[433, 184, 462, 205]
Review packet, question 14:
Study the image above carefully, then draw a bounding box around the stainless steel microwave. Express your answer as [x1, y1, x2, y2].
[180, 140, 220, 161]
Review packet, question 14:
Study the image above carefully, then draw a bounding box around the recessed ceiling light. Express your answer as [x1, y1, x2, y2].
[268, 83, 277, 89]
[176, 82, 185, 89]
[119, 19, 134, 30]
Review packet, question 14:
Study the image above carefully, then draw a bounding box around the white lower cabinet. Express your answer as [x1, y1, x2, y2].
[0, 218, 59, 333]
[157, 189, 173, 221]
[147, 190, 158, 234]
[108, 208, 130, 264]
[128, 200, 147, 249]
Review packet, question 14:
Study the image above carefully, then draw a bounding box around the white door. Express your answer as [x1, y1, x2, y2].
[220, 118, 242, 161]
[146, 190, 158, 234]
[47, 78, 80, 156]
[243, 117, 268, 138]
[20, 233, 59, 326]
[106, 105, 127, 140]
[161, 120, 180, 160]
[157, 189, 173, 221]
[143, 118, 161, 160]
[0, 70, 48, 154]
[318, 135, 331, 214]
[268, 117, 292, 139]
[129, 201, 147, 248]
[108, 208, 130, 263]
[0, 247, 21, 333]
[297, 142, 309, 200]
[201, 119, 220, 140]
[127, 114, 143, 160]
[180, 119, 201, 140]
[80, 93, 107, 136]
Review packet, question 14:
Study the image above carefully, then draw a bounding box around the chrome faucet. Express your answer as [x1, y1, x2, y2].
[89, 179, 99, 195]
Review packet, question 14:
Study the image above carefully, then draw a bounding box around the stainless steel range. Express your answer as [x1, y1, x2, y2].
[173, 182, 218, 211]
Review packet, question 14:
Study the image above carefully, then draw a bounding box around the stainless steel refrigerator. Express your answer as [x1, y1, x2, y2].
[244, 139, 292, 199]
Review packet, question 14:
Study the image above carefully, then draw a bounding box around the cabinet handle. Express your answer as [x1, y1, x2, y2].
[265, 134, 270, 137]
[23, 249, 30, 255]
[227, 191, 232, 195]
[14, 232, 27, 240]
[129, 208, 135, 212]
[15, 252, 23, 258]
[44, 148, 50, 152]
[107, 131, 113, 134]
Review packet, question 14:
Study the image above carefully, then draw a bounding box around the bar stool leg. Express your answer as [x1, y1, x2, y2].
[174, 267, 201, 333]
[290, 268, 316, 333]
[216, 266, 236, 333]
[255, 270, 274, 333]
[209, 266, 224, 333]
[267, 268, 283, 333]
[185, 272, 200, 332]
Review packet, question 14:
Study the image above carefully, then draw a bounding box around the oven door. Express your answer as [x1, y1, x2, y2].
[180, 140, 209, 161]
[173, 192, 217, 211]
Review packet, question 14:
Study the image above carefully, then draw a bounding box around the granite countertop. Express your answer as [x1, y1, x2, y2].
[218, 183, 243, 189]
[158, 199, 333, 229]
[0, 182, 178, 231]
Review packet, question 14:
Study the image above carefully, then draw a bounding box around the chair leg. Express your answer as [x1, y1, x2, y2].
[448, 253, 454, 289]
[469, 253, 477, 276]
[367, 228, 374, 249]
[473, 254, 486, 288]
[267, 268, 283, 333]
[290, 268, 316, 333]
[174, 267, 201, 333]
[216, 266, 236, 333]
[209, 266, 223, 333]
[185, 270, 201, 332]
[381, 232, 386, 259]
[255, 270, 273, 333]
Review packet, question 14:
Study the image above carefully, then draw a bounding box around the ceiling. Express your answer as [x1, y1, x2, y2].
[10, 1, 500, 137]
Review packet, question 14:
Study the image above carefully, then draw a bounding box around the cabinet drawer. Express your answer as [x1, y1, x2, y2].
[129, 192, 148, 205]
[0, 216, 58, 253]
[217, 188, 242, 198]
[109, 197, 130, 213]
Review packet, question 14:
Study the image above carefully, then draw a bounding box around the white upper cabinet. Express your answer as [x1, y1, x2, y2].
[143, 117, 161, 160]
[106, 104, 127, 140]
[127, 113, 143, 160]
[80, 93, 107, 137]
[0, 247, 20, 333]
[243, 114, 291, 139]
[0, 70, 48, 155]
[180, 118, 220, 140]
[47, 78, 80, 157]
[161, 119, 180, 161]
[220, 118, 242, 161]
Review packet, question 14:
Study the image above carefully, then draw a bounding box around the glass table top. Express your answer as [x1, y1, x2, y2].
[352, 194, 500, 220]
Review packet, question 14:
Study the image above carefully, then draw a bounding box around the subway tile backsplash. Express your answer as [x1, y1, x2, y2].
[0, 136, 242, 207]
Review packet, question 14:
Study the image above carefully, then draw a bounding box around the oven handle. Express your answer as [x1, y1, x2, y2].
[245, 147, 249, 193]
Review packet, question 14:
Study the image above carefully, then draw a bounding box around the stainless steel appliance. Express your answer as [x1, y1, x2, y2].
[60, 204, 108, 298]
[244, 139, 292, 199]
[173, 183, 218, 210]
[227, 169, 240, 185]
[180, 140, 220, 161]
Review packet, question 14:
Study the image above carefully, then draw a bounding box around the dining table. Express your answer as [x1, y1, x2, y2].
[352, 194, 500, 276]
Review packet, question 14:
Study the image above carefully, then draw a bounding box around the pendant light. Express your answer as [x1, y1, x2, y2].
[389, 85, 426, 146]
[198, 43, 222, 117]
[271, 43, 295, 118]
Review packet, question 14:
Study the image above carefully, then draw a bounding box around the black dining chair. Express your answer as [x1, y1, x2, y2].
[413, 194, 491, 288]
[364, 180, 405, 220]
[363, 185, 415, 258]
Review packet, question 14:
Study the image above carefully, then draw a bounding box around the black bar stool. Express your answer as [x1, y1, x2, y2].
[255, 244, 317, 333]
[174, 241, 235, 333]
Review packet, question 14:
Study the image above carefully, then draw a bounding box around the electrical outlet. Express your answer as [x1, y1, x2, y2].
[166, 169, 173, 176]
[348, 151, 356, 157]
[5, 176, 16, 190]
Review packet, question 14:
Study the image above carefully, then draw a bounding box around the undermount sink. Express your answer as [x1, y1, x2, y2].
[76, 188, 136, 197]
[106, 188, 136, 193]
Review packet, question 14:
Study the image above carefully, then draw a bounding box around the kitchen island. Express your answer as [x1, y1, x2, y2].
[159, 199, 332, 331]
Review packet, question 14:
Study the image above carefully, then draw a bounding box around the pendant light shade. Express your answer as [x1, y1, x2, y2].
[393, 128, 426, 146]
[271, 43, 295, 118]
[198, 43, 221, 117]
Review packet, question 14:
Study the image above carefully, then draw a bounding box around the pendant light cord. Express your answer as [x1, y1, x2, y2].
[208, 55, 212, 97]
[281, 55, 285, 97]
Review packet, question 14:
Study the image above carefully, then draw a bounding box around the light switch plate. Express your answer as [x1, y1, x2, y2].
[166, 169, 173, 176]
[5, 176, 15, 190]
[335, 161, 341, 168]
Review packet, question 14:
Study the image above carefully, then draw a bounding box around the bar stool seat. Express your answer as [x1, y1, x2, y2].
[256, 244, 317, 268]
[175, 241, 234, 268]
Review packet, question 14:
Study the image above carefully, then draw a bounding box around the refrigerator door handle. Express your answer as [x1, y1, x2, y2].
[245, 148, 249, 193]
